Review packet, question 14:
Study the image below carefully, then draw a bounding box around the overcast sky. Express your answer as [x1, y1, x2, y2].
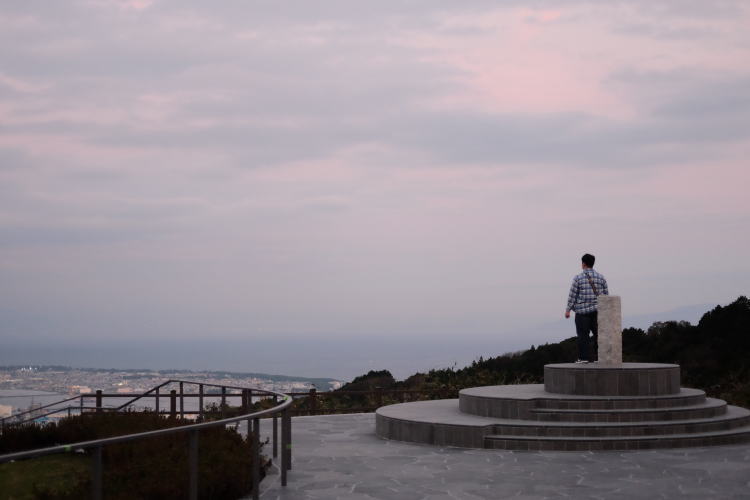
[1, 1, 749, 359]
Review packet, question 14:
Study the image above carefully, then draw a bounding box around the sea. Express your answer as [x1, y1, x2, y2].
[0, 389, 67, 418]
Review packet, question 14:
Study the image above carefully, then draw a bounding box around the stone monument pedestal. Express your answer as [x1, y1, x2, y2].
[597, 295, 622, 364]
[544, 362, 680, 396]
[375, 297, 750, 450]
[376, 362, 750, 450]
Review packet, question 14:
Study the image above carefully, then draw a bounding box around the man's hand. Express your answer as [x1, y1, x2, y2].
[565, 310, 571, 319]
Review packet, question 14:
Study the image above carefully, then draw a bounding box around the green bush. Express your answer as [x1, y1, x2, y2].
[0, 412, 267, 499]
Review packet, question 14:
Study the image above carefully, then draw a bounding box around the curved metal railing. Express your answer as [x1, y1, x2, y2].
[0, 381, 294, 500]
[0, 394, 84, 427]
[1, 379, 278, 427]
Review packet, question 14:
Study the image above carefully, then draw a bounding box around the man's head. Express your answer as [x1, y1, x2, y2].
[581, 253, 595, 268]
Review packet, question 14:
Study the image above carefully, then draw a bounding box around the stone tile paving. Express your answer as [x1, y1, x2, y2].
[257, 413, 750, 500]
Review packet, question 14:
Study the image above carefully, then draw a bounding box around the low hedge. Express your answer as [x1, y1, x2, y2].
[0, 412, 267, 499]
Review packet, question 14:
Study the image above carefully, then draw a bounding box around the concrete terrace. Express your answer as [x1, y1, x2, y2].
[257, 413, 750, 500]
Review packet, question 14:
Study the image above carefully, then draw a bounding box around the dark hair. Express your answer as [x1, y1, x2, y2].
[582, 253, 595, 267]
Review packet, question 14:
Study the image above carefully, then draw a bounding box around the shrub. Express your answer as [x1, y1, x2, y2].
[0, 412, 267, 499]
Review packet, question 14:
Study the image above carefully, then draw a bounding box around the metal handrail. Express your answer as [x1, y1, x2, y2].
[0, 394, 81, 425]
[1, 404, 103, 425]
[3, 385, 446, 426]
[0, 385, 294, 500]
[169, 379, 270, 392]
[113, 379, 273, 411]
[3, 379, 283, 428]
[114, 379, 172, 411]
[0, 392, 291, 463]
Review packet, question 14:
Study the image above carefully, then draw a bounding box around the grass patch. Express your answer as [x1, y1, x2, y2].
[0, 454, 89, 500]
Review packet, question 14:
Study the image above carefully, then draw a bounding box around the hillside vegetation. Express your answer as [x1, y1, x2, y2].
[339, 296, 750, 407]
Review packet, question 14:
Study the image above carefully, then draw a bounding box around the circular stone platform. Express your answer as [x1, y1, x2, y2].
[544, 362, 681, 396]
[375, 363, 750, 451]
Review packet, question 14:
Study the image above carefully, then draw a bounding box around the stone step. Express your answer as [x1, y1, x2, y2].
[483, 424, 750, 451]
[531, 398, 726, 422]
[492, 405, 750, 438]
[377, 398, 750, 451]
[533, 390, 706, 410]
[459, 385, 707, 418]
[376, 399, 492, 448]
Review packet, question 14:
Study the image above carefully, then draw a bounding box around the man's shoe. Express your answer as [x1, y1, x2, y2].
[574, 359, 588, 364]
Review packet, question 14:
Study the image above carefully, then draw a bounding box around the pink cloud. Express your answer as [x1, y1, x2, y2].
[0, 73, 49, 93]
[397, 9, 633, 117]
[399, 6, 750, 119]
[643, 155, 750, 215]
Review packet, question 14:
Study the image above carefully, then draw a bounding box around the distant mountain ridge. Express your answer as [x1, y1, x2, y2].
[515, 303, 713, 346]
[338, 296, 750, 408]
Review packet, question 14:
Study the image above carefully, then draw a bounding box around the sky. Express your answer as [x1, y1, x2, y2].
[1, 1, 749, 379]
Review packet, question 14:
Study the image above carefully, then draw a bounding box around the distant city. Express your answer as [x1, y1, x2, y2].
[0, 365, 343, 419]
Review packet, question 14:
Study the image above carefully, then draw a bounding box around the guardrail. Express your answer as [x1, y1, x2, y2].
[0, 381, 294, 500]
[0, 382, 451, 498]
[1, 380, 289, 427]
[1, 384, 453, 428]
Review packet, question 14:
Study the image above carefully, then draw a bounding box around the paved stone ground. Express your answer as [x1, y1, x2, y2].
[256, 413, 750, 500]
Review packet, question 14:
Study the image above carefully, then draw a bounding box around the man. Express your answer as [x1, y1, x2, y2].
[565, 253, 609, 363]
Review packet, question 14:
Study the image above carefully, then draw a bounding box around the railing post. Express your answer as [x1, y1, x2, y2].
[252, 417, 260, 500]
[272, 396, 278, 459]
[242, 389, 249, 412]
[155, 386, 160, 414]
[189, 430, 199, 500]
[91, 445, 103, 500]
[80, 395, 84, 414]
[375, 386, 383, 409]
[280, 408, 288, 486]
[285, 408, 292, 471]
[170, 390, 177, 419]
[221, 387, 226, 418]
[199, 384, 204, 420]
[96, 390, 103, 414]
[309, 388, 317, 415]
[180, 382, 184, 419]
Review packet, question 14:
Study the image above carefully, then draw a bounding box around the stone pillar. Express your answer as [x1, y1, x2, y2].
[597, 295, 622, 365]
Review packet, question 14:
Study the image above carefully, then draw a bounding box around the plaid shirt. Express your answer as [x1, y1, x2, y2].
[566, 268, 609, 314]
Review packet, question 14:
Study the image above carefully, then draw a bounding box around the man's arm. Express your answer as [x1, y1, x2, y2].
[565, 277, 578, 318]
[602, 276, 609, 296]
